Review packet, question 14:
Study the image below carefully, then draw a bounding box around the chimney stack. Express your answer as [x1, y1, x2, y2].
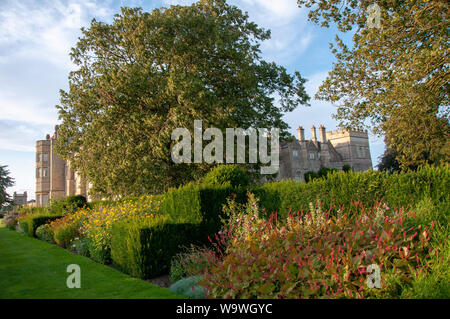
[319, 125, 326, 143]
[297, 126, 305, 141]
[311, 125, 317, 142]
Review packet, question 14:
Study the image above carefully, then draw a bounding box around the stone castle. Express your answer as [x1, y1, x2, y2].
[35, 125, 372, 206]
[277, 125, 372, 181]
[35, 126, 91, 207]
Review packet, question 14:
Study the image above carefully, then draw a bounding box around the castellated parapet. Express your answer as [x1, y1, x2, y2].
[278, 125, 372, 182]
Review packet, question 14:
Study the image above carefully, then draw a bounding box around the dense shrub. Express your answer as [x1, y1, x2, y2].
[48, 195, 87, 216]
[161, 183, 246, 233]
[188, 194, 440, 298]
[51, 209, 91, 248]
[111, 216, 206, 279]
[342, 164, 352, 172]
[202, 165, 250, 188]
[18, 206, 48, 216]
[2, 210, 19, 230]
[255, 164, 449, 220]
[81, 195, 161, 264]
[170, 245, 215, 283]
[71, 237, 90, 257]
[400, 239, 449, 298]
[35, 224, 54, 243]
[305, 167, 338, 182]
[19, 215, 63, 237]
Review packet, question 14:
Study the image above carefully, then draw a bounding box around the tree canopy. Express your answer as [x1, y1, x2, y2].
[298, 0, 449, 169]
[56, 0, 310, 198]
[0, 165, 15, 207]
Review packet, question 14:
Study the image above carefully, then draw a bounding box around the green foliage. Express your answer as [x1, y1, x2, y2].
[202, 165, 250, 188]
[19, 215, 63, 238]
[377, 145, 401, 173]
[51, 211, 90, 248]
[161, 183, 247, 235]
[89, 242, 111, 264]
[110, 216, 206, 279]
[35, 224, 54, 243]
[55, 0, 309, 198]
[170, 245, 214, 284]
[71, 237, 90, 257]
[48, 195, 87, 216]
[3, 210, 19, 230]
[195, 195, 438, 299]
[304, 171, 319, 182]
[81, 196, 162, 264]
[18, 206, 48, 216]
[255, 164, 449, 220]
[169, 276, 206, 299]
[342, 164, 352, 173]
[401, 218, 449, 299]
[0, 164, 14, 207]
[304, 167, 338, 182]
[298, 0, 449, 168]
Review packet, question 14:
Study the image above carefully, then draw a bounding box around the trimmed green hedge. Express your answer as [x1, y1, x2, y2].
[161, 183, 247, 235]
[19, 215, 63, 237]
[108, 164, 450, 281]
[111, 216, 206, 279]
[253, 165, 449, 219]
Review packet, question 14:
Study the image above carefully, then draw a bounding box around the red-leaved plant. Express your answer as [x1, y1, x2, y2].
[184, 193, 436, 299]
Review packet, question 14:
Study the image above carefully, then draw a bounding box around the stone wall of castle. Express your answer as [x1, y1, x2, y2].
[278, 125, 372, 181]
[35, 126, 91, 207]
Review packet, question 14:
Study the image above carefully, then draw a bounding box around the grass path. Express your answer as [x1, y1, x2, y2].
[0, 220, 183, 299]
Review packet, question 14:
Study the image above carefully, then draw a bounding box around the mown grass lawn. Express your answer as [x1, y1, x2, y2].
[0, 219, 183, 299]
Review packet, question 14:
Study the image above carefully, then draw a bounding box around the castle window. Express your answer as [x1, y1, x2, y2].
[358, 147, 366, 158]
[36, 168, 40, 178]
[309, 153, 315, 160]
[42, 168, 49, 178]
[43, 153, 49, 162]
[42, 195, 49, 206]
[292, 150, 298, 157]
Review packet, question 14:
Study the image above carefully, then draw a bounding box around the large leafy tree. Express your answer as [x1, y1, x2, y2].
[56, 0, 309, 198]
[0, 165, 15, 207]
[298, 0, 449, 168]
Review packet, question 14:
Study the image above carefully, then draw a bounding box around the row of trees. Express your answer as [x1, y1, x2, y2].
[54, 0, 448, 198]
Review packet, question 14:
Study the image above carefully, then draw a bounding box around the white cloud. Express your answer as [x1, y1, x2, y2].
[0, 91, 59, 126]
[0, 0, 114, 70]
[0, 120, 51, 152]
[239, 0, 303, 24]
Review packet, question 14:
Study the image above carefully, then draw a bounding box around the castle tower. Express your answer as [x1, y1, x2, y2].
[36, 127, 66, 206]
[319, 125, 326, 143]
[297, 126, 305, 141]
[325, 128, 372, 172]
[13, 191, 27, 206]
[49, 126, 66, 201]
[311, 125, 317, 142]
[36, 135, 51, 206]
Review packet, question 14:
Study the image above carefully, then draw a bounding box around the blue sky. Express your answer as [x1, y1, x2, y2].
[0, 0, 385, 200]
